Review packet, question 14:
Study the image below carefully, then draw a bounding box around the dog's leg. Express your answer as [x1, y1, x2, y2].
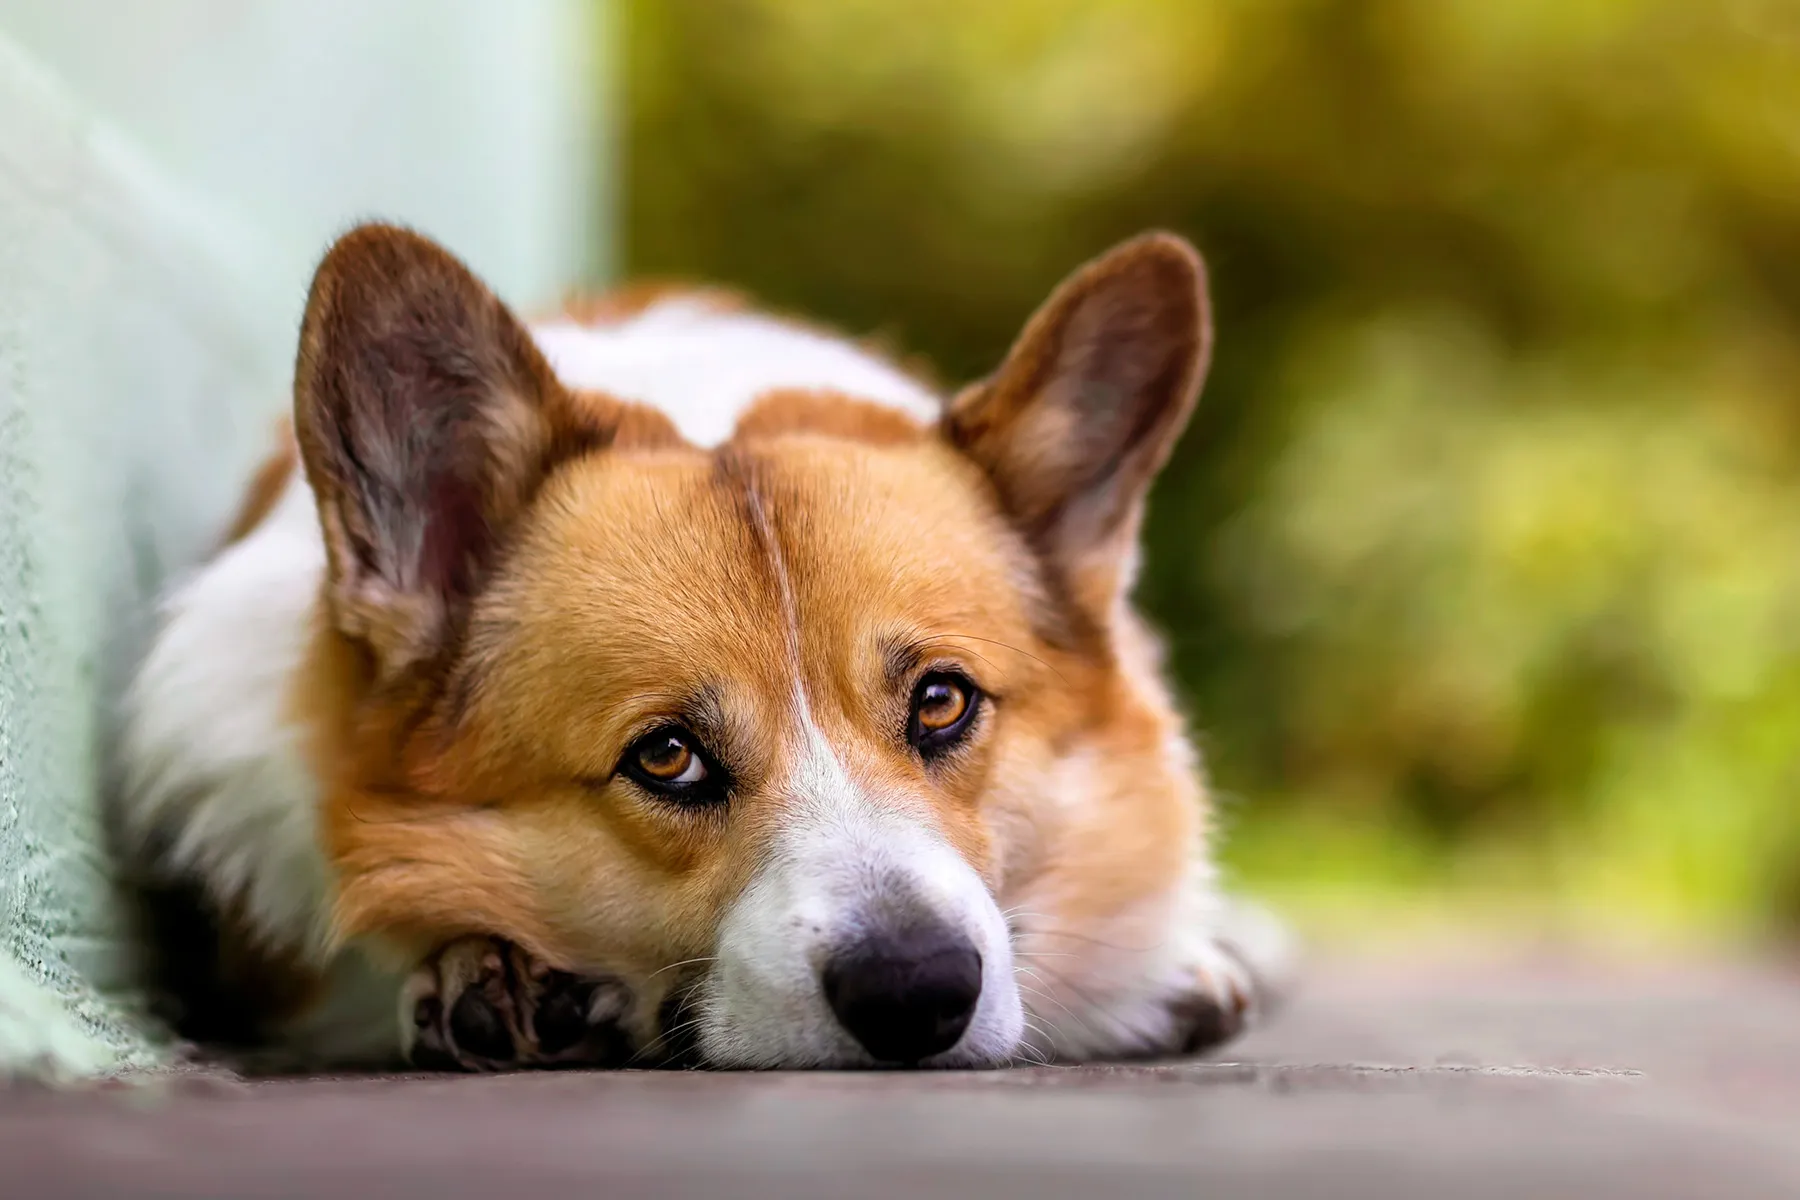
[1015, 889, 1294, 1063]
[1164, 930, 1261, 1052]
[402, 936, 632, 1071]
[1162, 896, 1294, 1054]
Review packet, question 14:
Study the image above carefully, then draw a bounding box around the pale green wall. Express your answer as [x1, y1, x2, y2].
[0, 1, 605, 1077]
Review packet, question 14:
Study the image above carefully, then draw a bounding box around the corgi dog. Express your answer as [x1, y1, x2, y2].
[117, 224, 1289, 1071]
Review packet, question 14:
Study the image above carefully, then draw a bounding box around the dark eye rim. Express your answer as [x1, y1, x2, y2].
[907, 670, 982, 756]
[617, 724, 730, 807]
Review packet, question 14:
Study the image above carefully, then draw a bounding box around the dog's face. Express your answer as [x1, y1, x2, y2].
[292, 226, 1210, 1066]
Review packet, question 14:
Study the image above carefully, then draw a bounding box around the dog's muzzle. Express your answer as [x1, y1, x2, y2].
[822, 920, 983, 1064]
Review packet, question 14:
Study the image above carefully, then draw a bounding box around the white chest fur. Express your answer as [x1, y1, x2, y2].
[119, 471, 332, 960]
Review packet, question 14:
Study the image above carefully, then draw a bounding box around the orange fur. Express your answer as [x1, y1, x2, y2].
[735, 388, 930, 445]
[220, 420, 297, 547]
[174, 224, 1241, 1064]
[298, 424, 1200, 1000]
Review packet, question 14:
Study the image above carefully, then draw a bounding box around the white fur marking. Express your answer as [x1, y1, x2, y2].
[119, 472, 429, 1066]
[1005, 747, 1292, 1061]
[698, 480, 1023, 1067]
[531, 301, 941, 448]
[119, 472, 332, 960]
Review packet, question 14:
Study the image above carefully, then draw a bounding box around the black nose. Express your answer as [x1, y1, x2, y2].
[822, 926, 982, 1064]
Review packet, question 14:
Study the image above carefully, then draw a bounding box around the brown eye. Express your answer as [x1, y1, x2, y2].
[916, 680, 969, 731]
[620, 726, 723, 805]
[908, 672, 980, 756]
[637, 734, 701, 783]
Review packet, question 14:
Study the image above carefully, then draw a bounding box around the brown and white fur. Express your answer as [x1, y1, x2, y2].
[117, 224, 1291, 1071]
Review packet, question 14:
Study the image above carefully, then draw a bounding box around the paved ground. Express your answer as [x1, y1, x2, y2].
[4, 954, 1799, 1198]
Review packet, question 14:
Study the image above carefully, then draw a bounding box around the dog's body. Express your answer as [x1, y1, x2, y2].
[118, 226, 1288, 1070]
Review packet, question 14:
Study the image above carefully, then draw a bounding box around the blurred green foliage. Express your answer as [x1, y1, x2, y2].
[623, 0, 1800, 946]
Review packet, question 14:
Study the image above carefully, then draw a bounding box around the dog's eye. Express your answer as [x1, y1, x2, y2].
[915, 679, 970, 731]
[636, 733, 704, 783]
[908, 672, 980, 755]
[620, 727, 723, 804]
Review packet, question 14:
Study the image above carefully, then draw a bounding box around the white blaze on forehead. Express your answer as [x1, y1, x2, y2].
[531, 300, 942, 449]
[692, 468, 1023, 1067]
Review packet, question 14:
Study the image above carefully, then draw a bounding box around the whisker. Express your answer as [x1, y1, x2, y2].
[627, 977, 711, 1066]
[1015, 982, 1072, 1020]
[1015, 1016, 1057, 1067]
[928, 633, 1067, 684]
[1023, 926, 1167, 954]
[1015, 978, 1098, 1043]
[1014, 1025, 1053, 1067]
[1018, 959, 1117, 1031]
[999, 908, 1053, 923]
[628, 1009, 707, 1066]
[1021, 962, 1159, 1055]
[915, 641, 1001, 675]
[647, 955, 718, 981]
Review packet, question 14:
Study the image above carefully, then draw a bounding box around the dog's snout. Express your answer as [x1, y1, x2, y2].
[821, 924, 982, 1064]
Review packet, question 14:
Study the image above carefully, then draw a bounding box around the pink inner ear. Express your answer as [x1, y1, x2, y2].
[943, 237, 1209, 629]
[418, 464, 493, 606]
[1058, 275, 1196, 420]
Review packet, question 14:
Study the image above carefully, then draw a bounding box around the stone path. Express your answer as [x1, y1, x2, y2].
[5, 955, 1798, 1197]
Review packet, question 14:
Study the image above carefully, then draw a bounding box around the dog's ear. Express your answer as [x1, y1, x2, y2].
[294, 224, 607, 682]
[944, 232, 1212, 626]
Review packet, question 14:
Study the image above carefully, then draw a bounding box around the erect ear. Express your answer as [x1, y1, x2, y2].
[943, 232, 1211, 627]
[293, 224, 607, 682]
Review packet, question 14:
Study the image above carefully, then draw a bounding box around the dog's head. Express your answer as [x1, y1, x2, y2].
[293, 224, 1212, 1066]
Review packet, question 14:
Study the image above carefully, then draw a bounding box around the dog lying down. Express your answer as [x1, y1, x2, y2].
[118, 224, 1292, 1071]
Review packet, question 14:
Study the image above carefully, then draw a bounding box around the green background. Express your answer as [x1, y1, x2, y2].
[624, 0, 1800, 950]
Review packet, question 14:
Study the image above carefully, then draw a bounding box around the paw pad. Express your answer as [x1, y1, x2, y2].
[405, 936, 635, 1071]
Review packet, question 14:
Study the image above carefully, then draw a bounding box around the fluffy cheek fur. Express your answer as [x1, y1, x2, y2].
[977, 656, 1215, 1061]
[321, 779, 744, 1049]
[296, 630, 734, 1050]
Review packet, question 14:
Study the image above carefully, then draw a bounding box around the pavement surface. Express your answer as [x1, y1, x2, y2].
[4, 954, 1798, 1198]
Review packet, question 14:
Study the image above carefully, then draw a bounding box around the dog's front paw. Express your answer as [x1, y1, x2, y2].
[403, 936, 632, 1071]
[1166, 935, 1261, 1054]
[1164, 894, 1298, 1056]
